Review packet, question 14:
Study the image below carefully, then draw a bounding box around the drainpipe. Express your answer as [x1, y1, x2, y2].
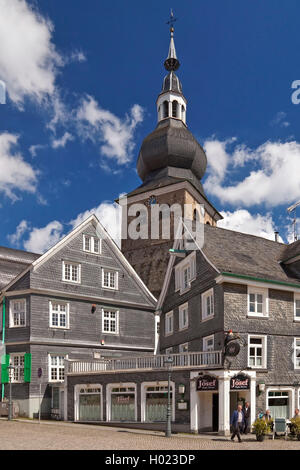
[1, 296, 5, 400]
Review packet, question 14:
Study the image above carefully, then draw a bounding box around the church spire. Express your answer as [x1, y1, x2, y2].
[156, 11, 187, 125]
[164, 11, 180, 72]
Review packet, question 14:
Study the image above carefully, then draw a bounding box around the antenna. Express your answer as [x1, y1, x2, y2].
[287, 200, 300, 242]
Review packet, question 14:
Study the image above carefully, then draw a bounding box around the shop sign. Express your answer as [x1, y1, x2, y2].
[177, 401, 188, 410]
[196, 375, 218, 391]
[230, 374, 250, 390]
[225, 341, 240, 357]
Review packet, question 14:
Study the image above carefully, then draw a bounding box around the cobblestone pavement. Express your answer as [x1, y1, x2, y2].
[0, 420, 300, 450]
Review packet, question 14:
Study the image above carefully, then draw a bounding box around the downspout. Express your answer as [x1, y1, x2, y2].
[1, 296, 5, 400]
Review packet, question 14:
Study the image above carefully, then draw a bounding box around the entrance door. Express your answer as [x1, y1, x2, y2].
[212, 394, 219, 432]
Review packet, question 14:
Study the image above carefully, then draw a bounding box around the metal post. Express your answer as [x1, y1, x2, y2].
[164, 356, 173, 438]
[7, 365, 14, 421]
[39, 383, 41, 423]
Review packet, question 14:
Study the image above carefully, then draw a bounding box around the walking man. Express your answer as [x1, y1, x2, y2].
[242, 401, 251, 434]
[230, 404, 244, 442]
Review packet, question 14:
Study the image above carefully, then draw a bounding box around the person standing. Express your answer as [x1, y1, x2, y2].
[242, 402, 251, 434]
[230, 404, 244, 442]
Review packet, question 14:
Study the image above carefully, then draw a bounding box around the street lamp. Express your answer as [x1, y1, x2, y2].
[7, 365, 15, 421]
[164, 356, 173, 438]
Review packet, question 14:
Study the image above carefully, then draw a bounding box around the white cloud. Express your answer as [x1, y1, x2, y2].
[218, 209, 283, 242]
[204, 139, 300, 208]
[23, 220, 64, 253]
[76, 95, 144, 165]
[270, 111, 290, 128]
[0, 132, 38, 201]
[29, 143, 47, 157]
[7, 219, 29, 246]
[0, 0, 63, 108]
[70, 201, 122, 245]
[51, 132, 73, 149]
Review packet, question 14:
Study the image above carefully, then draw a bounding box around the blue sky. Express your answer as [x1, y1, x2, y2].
[1, 0, 300, 252]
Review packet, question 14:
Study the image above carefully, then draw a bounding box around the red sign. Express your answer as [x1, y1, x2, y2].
[196, 375, 218, 391]
[230, 374, 250, 390]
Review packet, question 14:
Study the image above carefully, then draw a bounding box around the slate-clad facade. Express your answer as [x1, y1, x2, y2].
[0, 215, 156, 418]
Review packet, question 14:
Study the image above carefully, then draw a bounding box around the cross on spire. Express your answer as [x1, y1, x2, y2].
[166, 9, 177, 31]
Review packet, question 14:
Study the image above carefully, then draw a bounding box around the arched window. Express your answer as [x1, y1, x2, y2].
[172, 100, 178, 118]
[163, 101, 169, 119]
[158, 105, 161, 119]
[193, 209, 198, 221]
[182, 105, 185, 121]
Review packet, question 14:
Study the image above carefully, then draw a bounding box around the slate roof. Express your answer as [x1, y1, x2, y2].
[201, 224, 300, 286]
[280, 240, 300, 262]
[0, 246, 40, 291]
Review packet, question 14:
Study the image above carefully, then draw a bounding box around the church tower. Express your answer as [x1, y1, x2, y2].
[120, 20, 222, 299]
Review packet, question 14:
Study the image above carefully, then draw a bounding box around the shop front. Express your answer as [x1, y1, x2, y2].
[190, 370, 257, 435]
[107, 383, 137, 422]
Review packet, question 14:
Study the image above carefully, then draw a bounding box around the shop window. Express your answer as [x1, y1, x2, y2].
[108, 385, 136, 422]
[144, 384, 174, 422]
[267, 390, 290, 419]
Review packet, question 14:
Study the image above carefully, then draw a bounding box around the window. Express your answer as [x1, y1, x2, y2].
[62, 261, 81, 284]
[102, 269, 118, 290]
[165, 347, 173, 355]
[268, 390, 290, 419]
[10, 354, 25, 383]
[248, 287, 268, 317]
[165, 311, 173, 336]
[179, 343, 188, 353]
[102, 309, 119, 334]
[202, 288, 214, 320]
[179, 303, 188, 330]
[203, 335, 214, 352]
[294, 338, 300, 369]
[248, 335, 267, 368]
[83, 235, 101, 254]
[172, 100, 178, 118]
[295, 295, 300, 321]
[49, 355, 65, 382]
[50, 301, 69, 329]
[175, 252, 196, 294]
[163, 100, 169, 118]
[10, 299, 26, 327]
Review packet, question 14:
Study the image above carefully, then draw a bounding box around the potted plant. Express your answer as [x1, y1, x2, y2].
[290, 417, 300, 439]
[252, 418, 271, 441]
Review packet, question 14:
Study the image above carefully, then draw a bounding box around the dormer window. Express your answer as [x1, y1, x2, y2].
[83, 235, 101, 254]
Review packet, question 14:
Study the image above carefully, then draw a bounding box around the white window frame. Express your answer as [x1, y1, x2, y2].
[202, 288, 214, 321]
[9, 299, 26, 328]
[248, 334, 267, 369]
[247, 286, 268, 317]
[165, 347, 173, 355]
[203, 334, 214, 352]
[141, 381, 175, 423]
[294, 294, 300, 322]
[179, 342, 189, 353]
[62, 261, 81, 284]
[165, 311, 173, 336]
[174, 252, 196, 294]
[74, 384, 103, 422]
[179, 302, 189, 330]
[49, 301, 70, 329]
[102, 309, 119, 335]
[102, 269, 119, 290]
[106, 383, 137, 422]
[48, 354, 66, 383]
[10, 353, 25, 383]
[294, 338, 300, 369]
[83, 234, 101, 254]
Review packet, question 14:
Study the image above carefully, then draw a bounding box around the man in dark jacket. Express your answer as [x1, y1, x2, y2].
[242, 402, 251, 434]
[230, 405, 244, 442]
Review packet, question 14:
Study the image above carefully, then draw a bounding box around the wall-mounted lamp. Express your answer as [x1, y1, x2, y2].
[91, 304, 96, 314]
[178, 384, 185, 396]
[101, 339, 105, 346]
[258, 382, 266, 394]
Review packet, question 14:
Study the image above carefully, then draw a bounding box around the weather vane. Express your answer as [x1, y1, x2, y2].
[166, 9, 178, 31]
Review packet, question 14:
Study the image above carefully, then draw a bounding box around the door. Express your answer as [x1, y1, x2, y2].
[212, 394, 219, 432]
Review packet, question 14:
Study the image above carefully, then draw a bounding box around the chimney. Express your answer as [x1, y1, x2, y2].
[274, 231, 279, 242]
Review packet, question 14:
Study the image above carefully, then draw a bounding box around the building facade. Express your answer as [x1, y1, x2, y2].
[0, 215, 156, 418]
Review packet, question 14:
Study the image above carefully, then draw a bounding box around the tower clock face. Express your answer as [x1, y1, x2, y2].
[147, 195, 157, 206]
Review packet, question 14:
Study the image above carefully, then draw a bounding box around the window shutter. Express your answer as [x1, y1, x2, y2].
[24, 353, 32, 383]
[1, 354, 10, 384]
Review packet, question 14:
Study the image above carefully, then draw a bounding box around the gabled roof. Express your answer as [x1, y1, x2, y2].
[157, 223, 300, 311]
[2, 215, 157, 306]
[0, 246, 40, 290]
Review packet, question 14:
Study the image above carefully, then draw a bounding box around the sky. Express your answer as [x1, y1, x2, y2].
[1, 0, 300, 253]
